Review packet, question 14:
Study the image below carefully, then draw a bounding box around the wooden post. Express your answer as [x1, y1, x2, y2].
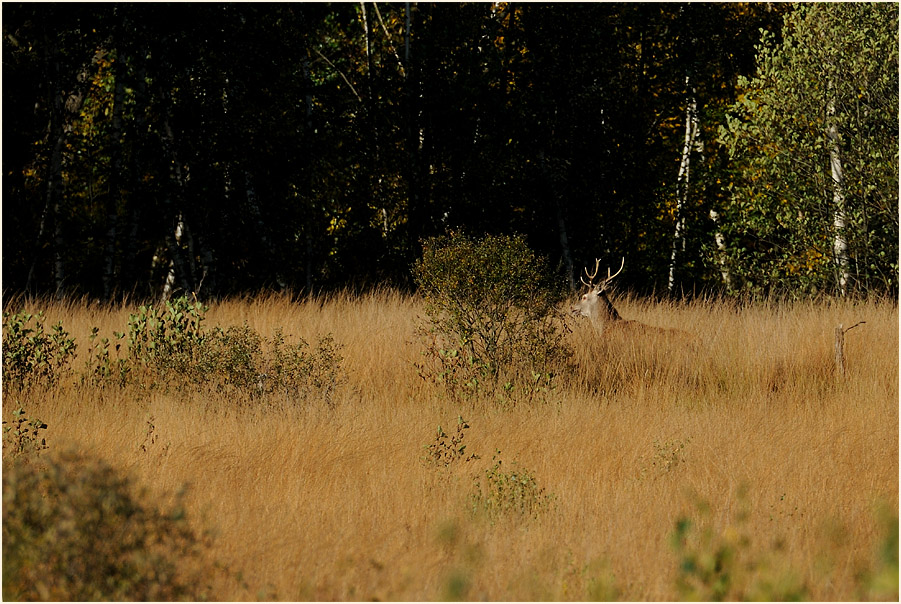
[834, 324, 845, 377]
[834, 321, 865, 379]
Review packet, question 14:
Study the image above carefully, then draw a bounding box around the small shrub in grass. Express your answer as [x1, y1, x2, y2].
[638, 437, 691, 480]
[211, 323, 266, 392]
[267, 330, 346, 405]
[860, 502, 899, 601]
[470, 450, 555, 521]
[126, 294, 210, 384]
[82, 326, 130, 387]
[2, 407, 48, 461]
[306, 333, 346, 402]
[414, 232, 569, 403]
[2, 450, 221, 601]
[422, 416, 480, 468]
[3, 296, 346, 407]
[670, 488, 808, 601]
[196, 326, 345, 404]
[2, 310, 77, 390]
[122, 298, 345, 403]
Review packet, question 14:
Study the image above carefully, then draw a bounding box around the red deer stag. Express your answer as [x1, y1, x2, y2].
[571, 258, 694, 339]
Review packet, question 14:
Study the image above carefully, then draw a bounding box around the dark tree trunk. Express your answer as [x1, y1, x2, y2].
[120, 48, 149, 295]
[160, 117, 195, 301]
[103, 44, 127, 299]
[539, 149, 575, 291]
[29, 50, 90, 298]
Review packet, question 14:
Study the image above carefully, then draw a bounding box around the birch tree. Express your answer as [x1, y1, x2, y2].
[718, 3, 898, 297]
[667, 75, 703, 293]
[826, 94, 849, 296]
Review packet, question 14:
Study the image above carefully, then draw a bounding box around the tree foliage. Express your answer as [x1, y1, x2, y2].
[718, 3, 898, 297]
[3, 3, 894, 300]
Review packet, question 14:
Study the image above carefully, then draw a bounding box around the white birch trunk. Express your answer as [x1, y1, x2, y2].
[668, 77, 701, 293]
[709, 208, 732, 290]
[161, 212, 187, 302]
[160, 118, 195, 301]
[826, 97, 850, 296]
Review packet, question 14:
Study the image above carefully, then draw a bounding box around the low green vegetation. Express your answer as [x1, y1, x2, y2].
[414, 232, 568, 405]
[469, 450, 555, 522]
[3, 295, 345, 405]
[422, 417, 554, 523]
[2, 311, 77, 390]
[670, 489, 808, 601]
[2, 408, 49, 461]
[421, 416, 480, 469]
[2, 450, 228, 601]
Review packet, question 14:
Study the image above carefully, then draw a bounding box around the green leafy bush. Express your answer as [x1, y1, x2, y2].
[267, 330, 345, 405]
[126, 295, 209, 384]
[82, 326, 130, 387]
[422, 416, 479, 469]
[212, 323, 265, 391]
[414, 232, 569, 402]
[470, 450, 555, 521]
[670, 489, 808, 601]
[3, 297, 346, 407]
[2, 310, 77, 390]
[203, 326, 346, 404]
[2, 450, 220, 601]
[2, 408, 49, 461]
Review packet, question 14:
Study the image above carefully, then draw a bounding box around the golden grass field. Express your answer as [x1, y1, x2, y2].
[3, 291, 898, 600]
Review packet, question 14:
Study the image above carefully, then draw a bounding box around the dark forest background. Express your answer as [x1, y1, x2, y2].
[3, 3, 897, 301]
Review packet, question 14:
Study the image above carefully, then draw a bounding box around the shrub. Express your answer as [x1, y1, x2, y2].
[3, 297, 346, 407]
[2, 408, 49, 461]
[126, 295, 210, 385]
[82, 326, 130, 388]
[638, 437, 692, 481]
[267, 330, 345, 405]
[414, 232, 569, 402]
[211, 323, 266, 392]
[2, 310, 77, 390]
[2, 450, 221, 601]
[670, 489, 808, 601]
[470, 450, 555, 521]
[422, 416, 480, 469]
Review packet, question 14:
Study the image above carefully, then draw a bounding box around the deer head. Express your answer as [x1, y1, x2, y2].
[571, 257, 625, 322]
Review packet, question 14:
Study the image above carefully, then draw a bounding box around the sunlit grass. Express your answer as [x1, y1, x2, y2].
[3, 291, 897, 600]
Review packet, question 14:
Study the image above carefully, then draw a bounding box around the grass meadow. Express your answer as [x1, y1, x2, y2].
[2, 291, 898, 601]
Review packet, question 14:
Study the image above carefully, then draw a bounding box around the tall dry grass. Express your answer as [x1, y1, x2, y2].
[3, 291, 897, 600]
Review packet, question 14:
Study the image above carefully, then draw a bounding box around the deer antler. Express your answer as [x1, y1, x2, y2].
[606, 257, 625, 282]
[581, 258, 624, 288]
[581, 258, 602, 287]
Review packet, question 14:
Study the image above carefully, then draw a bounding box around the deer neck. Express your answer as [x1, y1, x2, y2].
[596, 290, 622, 322]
